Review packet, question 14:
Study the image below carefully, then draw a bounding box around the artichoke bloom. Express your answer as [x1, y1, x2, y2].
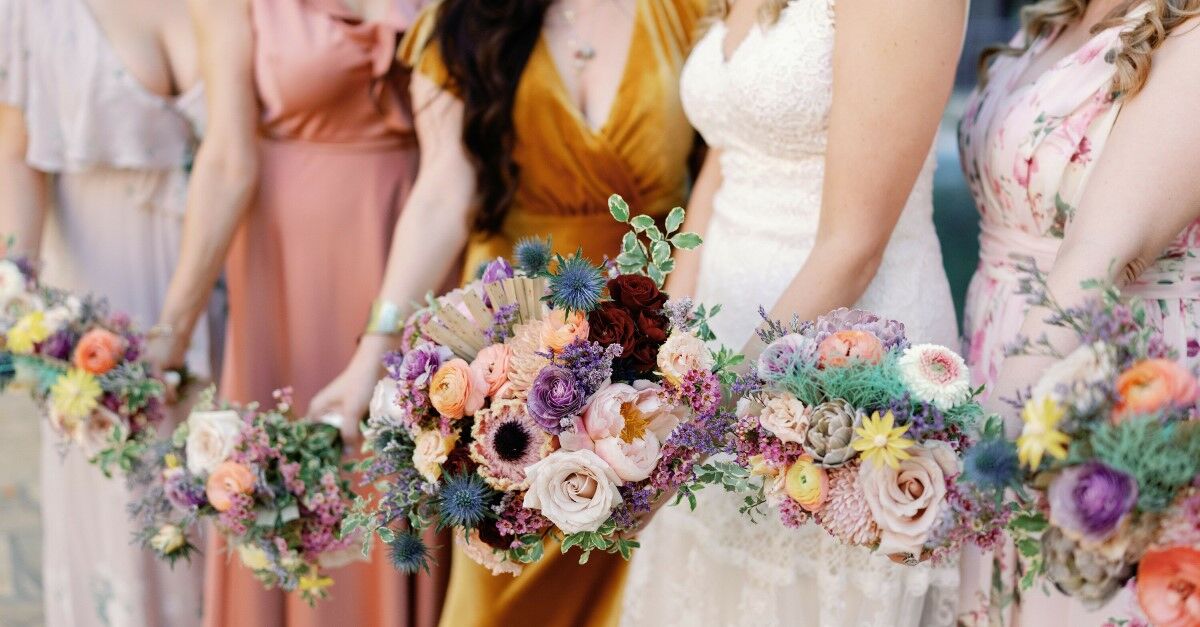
[851, 411, 914, 469]
[49, 368, 103, 421]
[1017, 396, 1070, 470]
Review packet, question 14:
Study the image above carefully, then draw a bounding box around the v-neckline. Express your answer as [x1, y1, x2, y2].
[76, 0, 200, 105]
[539, 0, 642, 136]
[717, 17, 762, 64]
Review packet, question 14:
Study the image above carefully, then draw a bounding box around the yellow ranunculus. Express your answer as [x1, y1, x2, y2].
[236, 543, 272, 571]
[851, 410, 914, 469]
[49, 368, 102, 421]
[784, 455, 829, 511]
[6, 310, 50, 354]
[1017, 396, 1070, 470]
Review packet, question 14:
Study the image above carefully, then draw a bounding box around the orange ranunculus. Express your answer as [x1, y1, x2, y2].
[72, 328, 125, 375]
[817, 330, 885, 368]
[1136, 546, 1200, 627]
[205, 461, 256, 512]
[1113, 359, 1200, 422]
[429, 358, 486, 420]
[541, 309, 590, 353]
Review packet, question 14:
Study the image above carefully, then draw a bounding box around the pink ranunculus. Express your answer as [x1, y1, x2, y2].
[594, 433, 661, 482]
[582, 382, 639, 441]
[470, 344, 511, 398]
[817, 330, 884, 368]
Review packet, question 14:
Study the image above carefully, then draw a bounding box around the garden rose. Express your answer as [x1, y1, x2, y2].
[72, 328, 125, 375]
[587, 302, 637, 357]
[368, 378, 406, 427]
[429, 358, 486, 419]
[78, 407, 129, 458]
[582, 382, 639, 441]
[412, 429, 458, 483]
[523, 449, 623, 533]
[1032, 342, 1116, 415]
[631, 380, 682, 441]
[594, 433, 660, 482]
[1137, 546, 1200, 627]
[470, 344, 511, 397]
[817, 330, 884, 368]
[149, 524, 186, 555]
[206, 461, 255, 512]
[185, 409, 244, 475]
[657, 331, 712, 385]
[1114, 359, 1199, 422]
[759, 392, 810, 445]
[541, 309, 590, 353]
[573, 381, 679, 452]
[1047, 461, 1137, 545]
[606, 274, 667, 312]
[858, 443, 955, 554]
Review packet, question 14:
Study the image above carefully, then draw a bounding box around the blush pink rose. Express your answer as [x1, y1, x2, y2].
[858, 443, 955, 554]
[470, 344, 511, 397]
[206, 461, 256, 512]
[817, 330, 885, 368]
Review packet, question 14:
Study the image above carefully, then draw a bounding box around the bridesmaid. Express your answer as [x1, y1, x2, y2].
[144, 0, 445, 625]
[308, 1, 707, 624]
[0, 0, 208, 625]
[957, 0, 1200, 623]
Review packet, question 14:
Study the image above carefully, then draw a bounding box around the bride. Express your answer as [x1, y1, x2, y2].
[622, 0, 966, 625]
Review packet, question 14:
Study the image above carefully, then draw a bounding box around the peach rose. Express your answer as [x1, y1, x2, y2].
[656, 331, 713, 386]
[1136, 546, 1200, 627]
[541, 309, 590, 353]
[470, 344, 511, 397]
[206, 461, 256, 512]
[72, 328, 125, 375]
[1114, 359, 1199, 422]
[858, 443, 955, 554]
[759, 392, 811, 445]
[429, 358, 487, 419]
[817, 330, 885, 368]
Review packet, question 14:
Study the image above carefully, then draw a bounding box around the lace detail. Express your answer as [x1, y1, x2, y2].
[622, 2, 960, 625]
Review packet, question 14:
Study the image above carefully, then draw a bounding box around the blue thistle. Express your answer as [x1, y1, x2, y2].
[388, 530, 431, 574]
[434, 472, 495, 531]
[547, 250, 605, 312]
[962, 438, 1021, 494]
[0, 352, 14, 391]
[513, 237, 552, 276]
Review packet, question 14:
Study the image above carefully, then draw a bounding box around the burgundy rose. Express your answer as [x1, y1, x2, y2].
[588, 303, 637, 358]
[607, 275, 667, 313]
[636, 311, 669, 344]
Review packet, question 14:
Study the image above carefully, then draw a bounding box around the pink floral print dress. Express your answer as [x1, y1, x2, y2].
[957, 5, 1200, 625]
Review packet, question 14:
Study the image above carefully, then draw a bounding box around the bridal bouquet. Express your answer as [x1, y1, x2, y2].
[347, 196, 740, 575]
[721, 308, 1008, 564]
[0, 255, 172, 476]
[129, 389, 358, 604]
[961, 267, 1200, 621]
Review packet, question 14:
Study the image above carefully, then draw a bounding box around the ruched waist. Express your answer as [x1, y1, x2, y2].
[258, 132, 416, 153]
[978, 223, 1200, 300]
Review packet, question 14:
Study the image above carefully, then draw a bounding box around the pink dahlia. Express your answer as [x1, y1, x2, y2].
[815, 463, 880, 546]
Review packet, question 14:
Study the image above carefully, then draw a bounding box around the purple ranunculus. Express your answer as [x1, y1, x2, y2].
[164, 468, 208, 510]
[526, 366, 585, 433]
[39, 329, 75, 361]
[1048, 461, 1138, 544]
[481, 258, 515, 285]
[399, 343, 453, 388]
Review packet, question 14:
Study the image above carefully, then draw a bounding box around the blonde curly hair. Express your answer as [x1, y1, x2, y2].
[981, 0, 1200, 99]
[707, 0, 790, 24]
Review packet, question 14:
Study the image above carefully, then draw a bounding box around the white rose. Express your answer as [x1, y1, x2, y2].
[523, 449, 623, 534]
[1032, 342, 1116, 415]
[759, 392, 810, 445]
[369, 378, 405, 426]
[237, 543, 272, 571]
[412, 429, 457, 484]
[149, 524, 187, 555]
[594, 433, 660, 482]
[185, 409, 244, 475]
[656, 331, 713, 386]
[0, 260, 25, 307]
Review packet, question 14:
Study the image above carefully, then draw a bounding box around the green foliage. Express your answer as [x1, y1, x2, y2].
[781, 353, 908, 410]
[1090, 416, 1200, 511]
[559, 519, 641, 564]
[693, 461, 768, 521]
[609, 194, 701, 286]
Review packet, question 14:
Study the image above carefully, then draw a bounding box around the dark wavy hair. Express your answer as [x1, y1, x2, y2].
[429, 0, 554, 233]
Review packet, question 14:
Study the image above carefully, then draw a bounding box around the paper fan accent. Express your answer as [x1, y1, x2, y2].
[422, 277, 548, 360]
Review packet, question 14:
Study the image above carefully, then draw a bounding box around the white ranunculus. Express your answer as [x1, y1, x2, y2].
[0, 260, 25, 307]
[185, 409, 244, 475]
[523, 449, 623, 534]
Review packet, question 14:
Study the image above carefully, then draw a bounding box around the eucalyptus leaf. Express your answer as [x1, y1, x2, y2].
[621, 231, 639, 254]
[647, 264, 665, 287]
[651, 241, 671, 265]
[665, 206, 685, 234]
[608, 195, 630, 222]
[670, 232, 703, 250]
[629, 215, 655, 232]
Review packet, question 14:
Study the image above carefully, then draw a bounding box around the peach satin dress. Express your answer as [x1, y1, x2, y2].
[203, 1, 446, 626]
[399, 1, 705, 625]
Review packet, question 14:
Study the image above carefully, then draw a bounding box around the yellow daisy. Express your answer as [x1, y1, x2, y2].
[1017, 396, 1070, 470]
[50, 368, 102, 420]
[6, 310, 50, 354]
[851, 410, 914, 469]
[298, 569, 333, 597]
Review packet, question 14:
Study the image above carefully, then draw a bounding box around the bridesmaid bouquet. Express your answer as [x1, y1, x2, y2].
[129, 388, 358, 604]
[961, 267, 1200, 621]
[0, 254, 173, 476]
[718, 307, 1009, 564]
[345, 196, 741, 575]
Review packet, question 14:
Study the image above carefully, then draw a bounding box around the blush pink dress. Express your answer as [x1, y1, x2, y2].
[202, 1, 446, 626]
[1, 0, 211, 626]
[956, 5, 1200, 625]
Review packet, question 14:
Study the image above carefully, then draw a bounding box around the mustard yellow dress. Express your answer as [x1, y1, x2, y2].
[399, 0, 706, 624]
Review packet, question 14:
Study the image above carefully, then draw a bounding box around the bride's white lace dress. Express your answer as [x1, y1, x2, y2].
[621, 2, 961, 626]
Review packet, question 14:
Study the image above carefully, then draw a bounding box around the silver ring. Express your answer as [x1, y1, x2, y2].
[319, 412, 346, 429]
[903, 553, 919, 566]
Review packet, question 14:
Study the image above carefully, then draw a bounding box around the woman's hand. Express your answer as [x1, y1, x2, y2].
[309, 334, 397, 448]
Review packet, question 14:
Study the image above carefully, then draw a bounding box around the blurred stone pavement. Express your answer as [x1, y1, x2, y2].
[0, 394, 42, 627]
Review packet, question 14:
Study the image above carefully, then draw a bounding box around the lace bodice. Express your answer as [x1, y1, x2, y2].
[623, 3, 961, 626]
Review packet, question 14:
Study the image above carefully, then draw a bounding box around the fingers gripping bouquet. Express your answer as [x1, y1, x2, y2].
[719, 308, 1008, 564]
[130, 388, 358, 604]
[0, 254, 174, 476]
[962, 267, 1200, 622]
[348, 196, 740, 576]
